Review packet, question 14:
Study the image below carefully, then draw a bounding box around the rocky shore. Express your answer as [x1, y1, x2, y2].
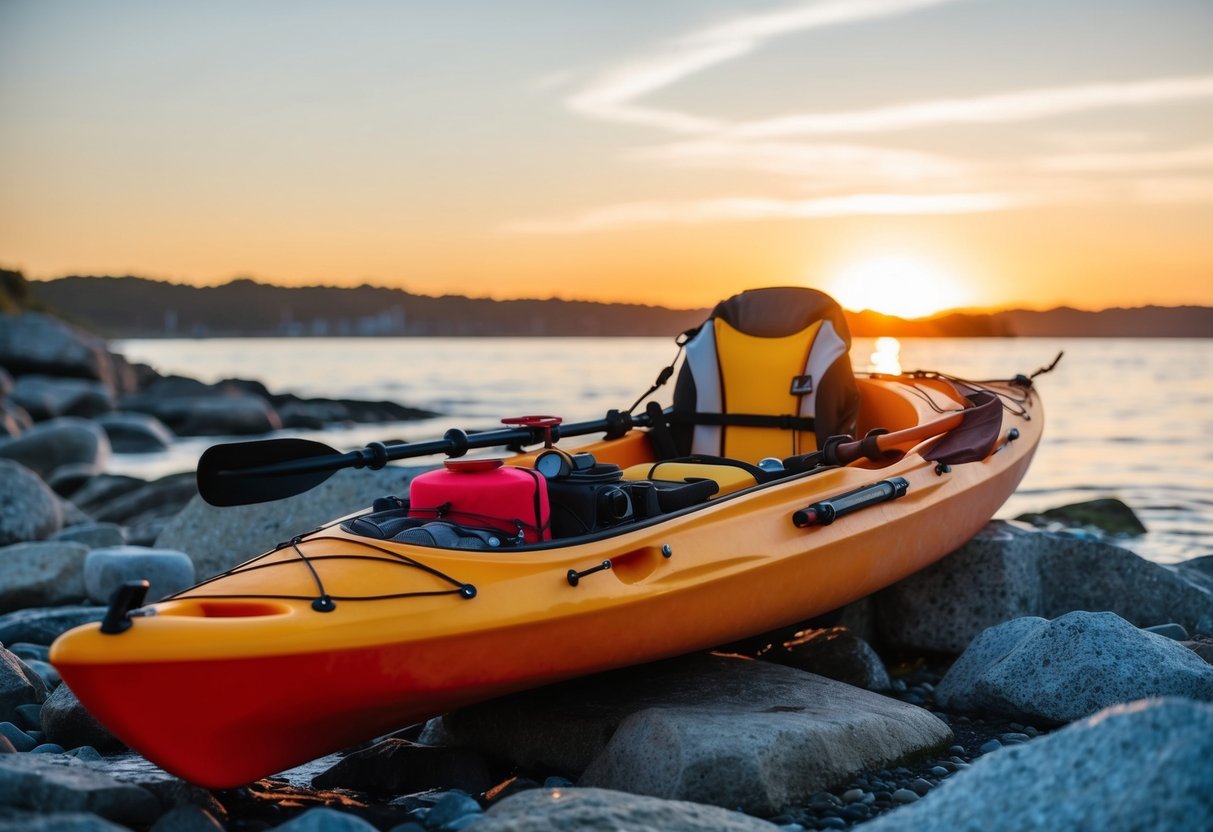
[1, 311, 1212, 831]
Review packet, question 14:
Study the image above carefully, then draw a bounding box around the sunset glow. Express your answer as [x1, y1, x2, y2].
[825, 255, 974, 318]
[1, 1, 1210, 310]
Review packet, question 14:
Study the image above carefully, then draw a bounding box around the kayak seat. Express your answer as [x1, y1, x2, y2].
[654, 287, 860, 462]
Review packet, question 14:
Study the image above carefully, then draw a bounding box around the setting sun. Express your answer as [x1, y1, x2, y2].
[824, 255, 975, 319]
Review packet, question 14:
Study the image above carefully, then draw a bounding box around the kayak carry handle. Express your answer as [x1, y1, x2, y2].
[100, 580, 151, 635]
[792, 477, 910, 528]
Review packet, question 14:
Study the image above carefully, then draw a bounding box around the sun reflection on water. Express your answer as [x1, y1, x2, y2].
[869, 336, 902, 375]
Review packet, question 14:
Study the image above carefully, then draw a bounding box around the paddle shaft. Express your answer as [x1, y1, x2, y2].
[213, 412, 652, 481]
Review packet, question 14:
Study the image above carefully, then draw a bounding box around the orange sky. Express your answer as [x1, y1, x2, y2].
[2, 1, 1211, 316]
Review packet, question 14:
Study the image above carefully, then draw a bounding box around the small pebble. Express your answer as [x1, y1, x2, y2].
[777, 825, 806, 832]
[909, 778, 932, 796]
[1001, 732, 1031, 745]
[979, 739, 1003, 754]
[543, 776, 574, 788]
[841, 788, 865, 804]
[0, 723, 36, 753]
[66, 745, 103, 761]
[930, 765, 950, 777]
[840, 804, 870, 820]
[892, 788, 919, 804]
[425, 791, 481, 829]
[1025, 726, 1040, 737]
[817, 819, 847, 830]
[948, 745, 965, 756]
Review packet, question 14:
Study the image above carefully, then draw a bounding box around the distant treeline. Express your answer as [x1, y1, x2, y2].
[13, 271, 1213, 338]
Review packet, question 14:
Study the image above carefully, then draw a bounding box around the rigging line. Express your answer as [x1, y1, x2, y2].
[170, 588, 468, 603]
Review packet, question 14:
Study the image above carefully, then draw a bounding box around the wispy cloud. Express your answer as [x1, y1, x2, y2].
[566, 0, 968, 133]
[732, 76, 1213, 138]
[520, 1, 1213, 235]
[502, 192, 1022, 235]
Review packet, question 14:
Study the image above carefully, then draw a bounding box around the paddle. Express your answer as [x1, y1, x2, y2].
[787, 391, 1004, 470]
[197, 411, 649, 507]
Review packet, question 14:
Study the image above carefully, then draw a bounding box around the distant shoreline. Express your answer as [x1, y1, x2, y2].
[21, 274, 1213, 339]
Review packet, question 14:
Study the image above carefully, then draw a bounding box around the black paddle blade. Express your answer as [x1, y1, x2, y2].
[197, 438, 345, 507]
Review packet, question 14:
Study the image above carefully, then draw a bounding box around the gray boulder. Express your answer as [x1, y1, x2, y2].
[863, 697, 1213, 832]
[878, 521, 1213, 653]
[87, 473, 196, 526]
[1, 646, 47, 723]
[0, 314, 116, 388]
[51, 524, 127, 550]
[9, 376, 114, 422]
[0, 418, 110, 483]
[40, 684, 124, 753]
[757, 626, 891, 691]
[157, 465, 419, 577]
[147, 805, 225, 832]
[121, 392, 281, 437]
[83, 546, 194, 604]
[445, 654, 950, 815]
[0, 753, 158, 825]
[0, 607, 107, 646]
[0, 368, 10, 398]
[0, 460, 63, 546]
[271, 808, 378, 831]
[0, 811, 131, 831]
[0, 541, 89, 613]
[69, 476, 145, 516]
[93, 412, 174, 454]
[937, 611, 1213, 724]
[476, 787, 779, 832]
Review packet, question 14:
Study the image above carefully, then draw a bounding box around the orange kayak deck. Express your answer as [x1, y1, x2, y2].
[50, 374, 1043, 787]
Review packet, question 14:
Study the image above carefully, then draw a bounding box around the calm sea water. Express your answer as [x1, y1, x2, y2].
[111, 336, 1213, 565]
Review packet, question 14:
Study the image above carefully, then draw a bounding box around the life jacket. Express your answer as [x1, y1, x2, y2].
[664, 287, 859, 461]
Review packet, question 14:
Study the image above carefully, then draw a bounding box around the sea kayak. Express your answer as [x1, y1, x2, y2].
[50, 288, 1047, 788]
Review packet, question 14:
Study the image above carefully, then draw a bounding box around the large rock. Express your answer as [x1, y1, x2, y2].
[0, 811, 131, 831]
[444, 654, 951, 815]
[0, 418, 111, 483]
[0, 753, 159, 825]
[0, 314, 115, 388]
[8, 376, 114, 422]
[51, 524, 127, 550]
[87, 473, 196, 526]
[156, 466, 420, 577]
[83, 546, 194, 604]
[475, 787, 779, 832]
[936, 611, 1213, 724]
[863, 697, 1213, 832]
[93, 412, 174, 454]
[877, 521, 1213, 653]
[68, 476, 146, 516]
[271, 808, 378, 832]
[0, 460, 63, 546]
[40, 684, 124, 753]
[0, 646, 47, 724]
[0, 541, 89, 613]
[120, 380, 282, 436]
[311, 738, 493, 794]
[757, 626, 891, 691]
[0, 607, 106, 646]
[1016, 496, 1147, 536]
